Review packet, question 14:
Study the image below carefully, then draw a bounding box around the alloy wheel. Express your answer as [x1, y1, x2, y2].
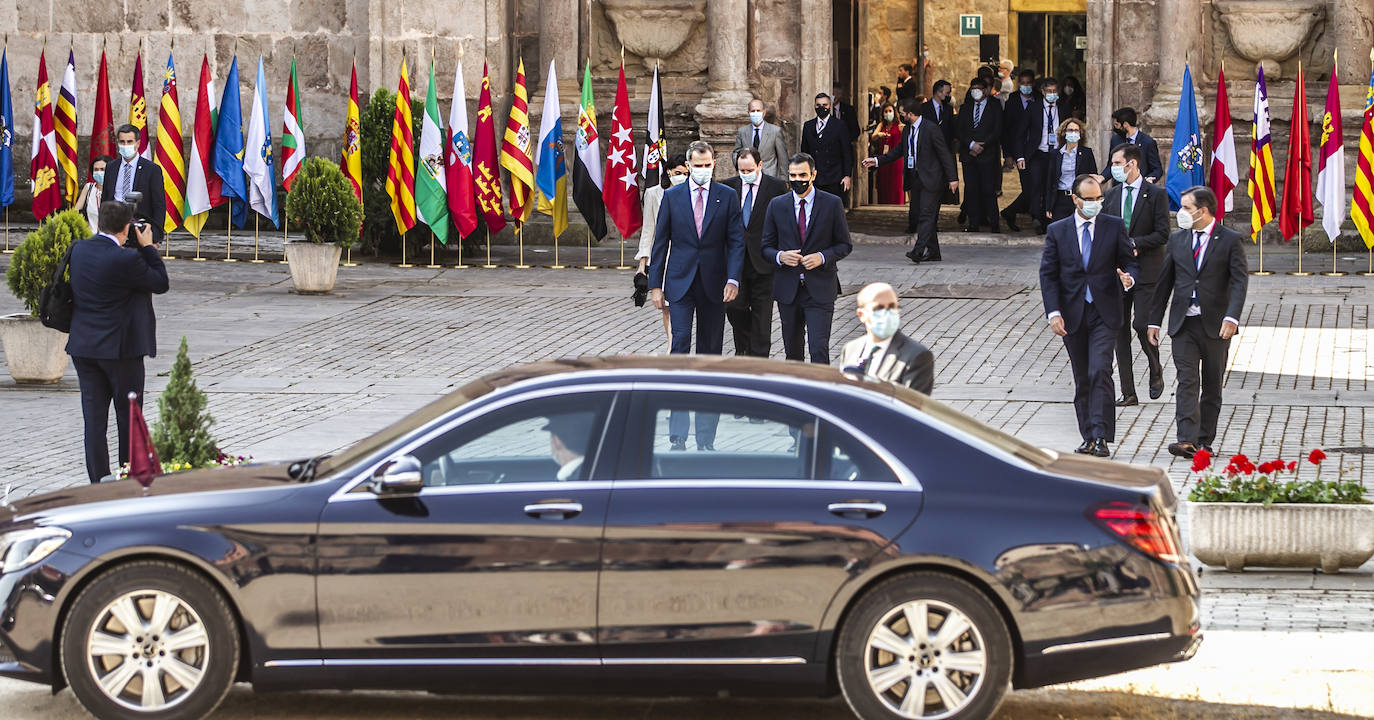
[84, 589, 211, 712]
[863, 599, 988, 719]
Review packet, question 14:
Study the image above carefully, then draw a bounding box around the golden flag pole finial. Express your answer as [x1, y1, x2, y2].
[621, 45, 625, 67]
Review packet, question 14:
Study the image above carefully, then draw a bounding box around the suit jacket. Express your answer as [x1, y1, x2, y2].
[921, 99, 958, 154]
[1042, 146, 1098, 211]
[873, 119, 957, 192]
[1103, 180, 1170, 282]
[65, 235, 170, 360]
[760, 189, 852, 305]
[838, 332, 934, 394]
[956, 97, 1002, 163]
[733, 122, 791, 178]
[721, 174, 789, 274]
[800, 118, 855, 186]
[1002, 92, 1037, 160]
[648, 181, 747, 304]
[1105, 130, 1165, 181]
[1039, 213, 1141, 333]
[1018, 99, 1067, 161]
[1149, 224, 1249, 337]
[834, 101, 862, 143]
[101, 157, 168, 243]
[895, 76, 919, 102]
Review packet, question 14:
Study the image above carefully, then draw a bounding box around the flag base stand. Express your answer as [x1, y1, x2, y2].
[544, 239, 566, 269]
[1250, 230, 1274, 275]
[249, 259, 266, 263]
[1359, 251, 1374, 276]
[510, 227, 531, 268]
[1286, 234, 1310, 276]
[222, 203, 238, 261]
[612, 237, 631, 270]
[191, 257, 208, 262]
[1319, 244, 1345, 276]
[578, 228, 599, 270]
[424, 237, 442, 269]
[395, 237, 415, 268]
[342, 247, 359, 267]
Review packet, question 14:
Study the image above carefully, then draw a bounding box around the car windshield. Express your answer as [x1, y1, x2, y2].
[887, 384, 1058, 467]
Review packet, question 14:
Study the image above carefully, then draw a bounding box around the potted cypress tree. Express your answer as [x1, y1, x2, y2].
[2, 210, 89, 384]
[283, 157, 364, 294]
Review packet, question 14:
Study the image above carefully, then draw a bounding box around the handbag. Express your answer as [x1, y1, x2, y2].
[38, 246, 75, 333]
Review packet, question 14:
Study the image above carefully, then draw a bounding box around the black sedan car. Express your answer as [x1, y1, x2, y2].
[0, 356, 1199, 720]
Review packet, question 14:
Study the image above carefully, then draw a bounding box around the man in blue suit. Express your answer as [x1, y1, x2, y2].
[649, 140, 746, 450]
[761, 153, 853, 364]
[67, 201, 170, 483]
[1039, 176, 1139, 458]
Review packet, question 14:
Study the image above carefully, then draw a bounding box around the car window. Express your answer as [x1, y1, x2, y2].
[412, 393, 613, 486]
[640, 391, 817, 480]
[819, 422, 901, 484]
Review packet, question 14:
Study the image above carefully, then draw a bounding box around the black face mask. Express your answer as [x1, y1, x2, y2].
[1113, 126, 1128, 137]
[815, 106, 830, 119]
[789, 179, 812, 195]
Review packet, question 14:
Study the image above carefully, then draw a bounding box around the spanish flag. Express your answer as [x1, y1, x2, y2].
[340, 60, 363, 203]
[386, 55, 417, 235]
[500, 58, 535, 225]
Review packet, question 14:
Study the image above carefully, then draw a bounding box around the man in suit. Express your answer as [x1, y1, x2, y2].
[921, 80, 958, 156]
[957, 76, 1003, 232]
[832, 87, 862, 144]
[1040, 175, 1140, 458]
[1103, 107, 1164, 183]
[733, 99, 790, 178]
[650, 141, 746, 451]
[838, 282, 935, 394]
[895, 63, 919, 103]
[863, 98, 959, 263]
[722, 148, 788, 357]
[101, 124, 167, 244]
[1017, 77, 1064, 233]
[800, 93, 854, 202]
[761, 153, 853, 364]
[67, 201, 170, 483]
[1104, 143, 1170, 406]
[1001, 69, 1038, 231]
[1148, 186, 1248, 459]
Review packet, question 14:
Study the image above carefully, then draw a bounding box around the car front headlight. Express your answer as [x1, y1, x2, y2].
[0, 527, 72, 574]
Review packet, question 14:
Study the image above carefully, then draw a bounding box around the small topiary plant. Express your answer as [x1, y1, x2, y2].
[285, 157, 364, 247]
[152, 336, 220, 468]
[5, 209, 89, 316]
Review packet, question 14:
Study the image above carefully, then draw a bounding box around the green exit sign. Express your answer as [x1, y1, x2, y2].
[959, 14, 982, 36]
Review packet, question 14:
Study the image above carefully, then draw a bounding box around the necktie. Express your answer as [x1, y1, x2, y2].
[1192, 231, 1204, 305]
[1123, 186, 1135, 228]
[1081, 222, 1094, 304]
[907, 125, 917, 168]
[797, 198, 808, 243]
[973, 101, 983, 127]
[935, 104, 940, 120]
[118, 160, 135, 202]
[752, 127, 760, 149]
[743, 183, 755, 226]
[694, 187, 706, 237]
[861, 344, 882, 374]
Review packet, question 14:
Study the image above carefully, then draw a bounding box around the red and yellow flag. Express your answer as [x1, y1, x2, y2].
[30, 50, 61, 222]
[1352, 52, 1374, 249]
[340, 60, 363, 202]
[386, 56, 417, 235]
[156, 53, 185, 233]
[500, 58, 535, 225]
[54, 51, 78, 205]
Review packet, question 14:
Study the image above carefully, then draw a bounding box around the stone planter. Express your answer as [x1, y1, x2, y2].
[284, 242, 343, 294]
[1189, 501, 1374, 573]
[0, 313, 70, 384]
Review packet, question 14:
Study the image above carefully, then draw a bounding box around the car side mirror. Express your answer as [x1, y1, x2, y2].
[370, 455, 424, 495]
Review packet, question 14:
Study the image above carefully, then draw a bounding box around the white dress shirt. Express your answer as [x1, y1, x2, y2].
[1148, 219, 1240, 331]
[1057, 147, 1077, 190]
[862, 337, 894, 375]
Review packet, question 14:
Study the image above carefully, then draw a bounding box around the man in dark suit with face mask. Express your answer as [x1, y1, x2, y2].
[799, 93, 854, 202]
[862, 98, 959, 264]
[101, 124, 167, 244]
[722, 148, 788, 357]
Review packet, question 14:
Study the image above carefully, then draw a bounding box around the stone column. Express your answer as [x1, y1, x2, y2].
[1332, 0, 1374, 85]
[694, 0, 754, 174]
[1143, 0, 1203, 130]
[539, 0, 579, 94]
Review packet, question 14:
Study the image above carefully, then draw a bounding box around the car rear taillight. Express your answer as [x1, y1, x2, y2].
[1091, 501, 1183, 564]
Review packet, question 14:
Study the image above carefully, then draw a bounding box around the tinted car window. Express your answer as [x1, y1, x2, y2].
[819, 421, 901, 484]
[413, 393, 613, 486]
[640, 391, 817, 480]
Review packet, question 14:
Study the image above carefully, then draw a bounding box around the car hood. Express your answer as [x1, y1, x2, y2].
[1045, 453, 1178, 511]
[1, 462, 301, 526]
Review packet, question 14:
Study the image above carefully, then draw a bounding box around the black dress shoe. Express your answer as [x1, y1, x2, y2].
[1167, 442, 1197, 459]
[923, 254, 942, 262]
[988, 225, 1002, 233]
[957, 210, 967, 224]
[697, 442, 715, 452]
[1116, 395, 1139, 407]
[1001, 209, 1020, 232]
[1074, 440, 1094, 454]
[905, 250, 923, 264]
[1201, 445, 1214, 455]
[670, 437, 687, 451]
[1149, 371, 1164, 400]
[1091, 439, 1111, 457]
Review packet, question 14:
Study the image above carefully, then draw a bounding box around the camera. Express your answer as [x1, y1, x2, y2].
[121, 191, 151, 246]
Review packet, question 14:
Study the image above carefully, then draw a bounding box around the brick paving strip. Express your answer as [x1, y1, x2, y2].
[2, 242, 1372, 634]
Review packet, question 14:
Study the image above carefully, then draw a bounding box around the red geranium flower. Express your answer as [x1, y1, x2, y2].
[1229, 454, 1255, 474]
[1257, 460, 1281, 475]
[1191, 449, 1213, 473]
[1308, 448, 1326, 465]
[1287, 461, 1298, 471]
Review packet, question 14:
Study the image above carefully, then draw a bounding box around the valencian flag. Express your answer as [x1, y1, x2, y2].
[445, 59, 478, 238]
[1316, 59, 1344, 243]
[30, 50, 60, 222]
[281, 58, 305, 192]
[129, 53, 151, 160]
[534, 59, 567, 238]
[500, 58, 535, 225]
[641, 64, 666, 185]
[1165, 64, 1204, 210]
[0, 49, 13, 211]
[184, 55, 221, 238]
[90, 47, 114, 164]
[55, 51, 78, 206]
[385, 55, 417, 235]
[1352, 53, 1374, 249]
[1208, 65, 1237, 220]
[602, 61, 641, 239]
[340, 60, 362, 202]
[572, 61, 606, 240]
[1279, 64, 1313, 241]
[243, 57, 278, 227]
[1248, 66, 1277, 241]
[472, 62, 505, 234]
[212, 56, 248, 228]
[156, 53, 185, 234]
[416, 60, 449, 244]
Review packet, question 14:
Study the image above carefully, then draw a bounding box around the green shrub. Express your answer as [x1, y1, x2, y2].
[4, 209, 89, 316]
[285, 157, 364, 247]
[359, 88, 425, 256]
[152, 336, 220, 468]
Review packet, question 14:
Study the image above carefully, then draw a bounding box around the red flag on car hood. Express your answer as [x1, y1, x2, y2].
[128, 392, 162, 487]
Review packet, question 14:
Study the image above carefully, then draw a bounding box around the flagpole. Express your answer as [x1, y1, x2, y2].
[454, 231, 469, 268]
[2, 209, 9, 254]
[580, 225, 598, 270]
[192, 227, 204, 260]
[482, 225, 497, 268]
[1252, 226, 1273, 276]
[426, 230, 441, 269]
[1289, 227, 1310, 276]
[1321, 49, 1345, 277]
[549, 230, 565, 269]
[223, 200, 237, 261]
[278, 205, 289, 264]
[1362, 247, 1374, 276]
[397, 230, 413, 268]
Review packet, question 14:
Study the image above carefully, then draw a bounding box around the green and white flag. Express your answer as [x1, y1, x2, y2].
[416, 61, 450, 244]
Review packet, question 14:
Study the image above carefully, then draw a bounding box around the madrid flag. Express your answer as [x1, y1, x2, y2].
[602, 62, 641, 239]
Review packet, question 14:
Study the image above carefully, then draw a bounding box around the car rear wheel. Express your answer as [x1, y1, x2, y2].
[836, 572, 1012, 720]
[60, 561, 239, 720]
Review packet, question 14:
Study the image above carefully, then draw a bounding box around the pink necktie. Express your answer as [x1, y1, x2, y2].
[694, 187, 706, 236]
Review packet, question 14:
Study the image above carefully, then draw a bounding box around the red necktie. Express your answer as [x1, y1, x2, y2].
[797, 198, 807, 243]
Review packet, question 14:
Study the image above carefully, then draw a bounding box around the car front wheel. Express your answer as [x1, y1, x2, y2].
[836, 572, 1012, 720]
[60, 561, 240, 720]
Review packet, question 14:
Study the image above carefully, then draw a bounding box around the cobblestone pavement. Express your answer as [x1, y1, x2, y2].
[3, 239, 1373, 634]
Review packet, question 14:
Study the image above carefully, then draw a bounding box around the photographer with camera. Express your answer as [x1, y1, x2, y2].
[66, 201, 170, 484]
[101, 124, 166, 244]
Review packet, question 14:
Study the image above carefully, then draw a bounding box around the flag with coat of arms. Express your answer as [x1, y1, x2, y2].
[1165, 64, 1204, 211]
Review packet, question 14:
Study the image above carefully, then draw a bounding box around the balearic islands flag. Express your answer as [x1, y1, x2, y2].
[386, 56, 417, 235]
[281, 58, 305, 192]
[243, 57, 278, 227]
[156, 53, 186, 234]
[90, 47, 114, 164]
[472, 63, 505, 234]
[183, 55, 220, 238]
[1248, 66, 1277, 241]
[129, 53, 151, 160]
[1279, 64, 1313, 241]
[416, 60, 450, 244]
[500, 58, 535, 225]
[340, 60, 362, 202]
[534, 59, 567, 238]
[571, 60, 607, 241]
[1316, 60, 1345, 243]
[54, 51, 78, 205]
[602, 61, 641, 239]
[445, 60, 478, 238]
[1352, 54, 1374, 249]
[1207, 64, 1237, 220]
[30, 50, 60, 222]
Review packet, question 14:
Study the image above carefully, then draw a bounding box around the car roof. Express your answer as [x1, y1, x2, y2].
[477, 355, 896, 396]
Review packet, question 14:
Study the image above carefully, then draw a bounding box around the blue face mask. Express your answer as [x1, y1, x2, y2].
[1019, 84, 1033, 95]
[1111, 165, 1129, 183]
[118, 144, 138, 160]
[1079, 200, 1103, 219]
[92, 171, 105, 185]
[738, 171, 758, 185]
[868, 308, 900, 340]
[1044, 93, 1059, 104]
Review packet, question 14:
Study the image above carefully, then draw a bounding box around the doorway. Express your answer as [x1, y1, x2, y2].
[1015, 12, 1087, 83]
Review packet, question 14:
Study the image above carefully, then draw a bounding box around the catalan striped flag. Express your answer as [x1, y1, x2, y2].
[54, 51, 78, 205]
[156, 53, 185, 233]
[1248, 66, 1277, 242]
[500, 58, 535, 225]
[1352, 53, 1374, 250]
[386, 55, 417, 235]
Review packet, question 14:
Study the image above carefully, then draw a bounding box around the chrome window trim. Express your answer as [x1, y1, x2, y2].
[264, 656, 804, 669]
[607, 479, 912, 493]
[1040, 632, 1173, 656]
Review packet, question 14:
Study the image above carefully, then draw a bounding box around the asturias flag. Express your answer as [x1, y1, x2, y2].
[30, 51, 60, 222]
[1316, 61, 1345, 243]
[1352, 53, 1374, 249]
[445, 60, 478, 238]
[534, 59, 567, 238]
[1165, 64, 1204, 211]
[1248, 66, 1277, 241]
[416, 60, 450, 244]
[1279, 63, 1314, 242]
[155, 53, 186, 234]
[212, 56, 249, 228]
[0, 49, 13, 209]
[472, 62, 505, 234]
[385, 56, 417, 235]
[602, 61, 642, 239]
[243, 57, 278, 227]
[572, 60, 607, 241]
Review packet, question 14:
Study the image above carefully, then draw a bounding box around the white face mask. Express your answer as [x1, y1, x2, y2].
[749, 111, 764, 126]
[1065, 131, 1081, 144]
[118, 144, 138, 160]
[690, 167, 713, 186]
[1176, 208, 1196, 230]
[970, 89, 985, 102]
[669, 173, 688, 186]
[1079, 200, 1103, 218]
[738, 171, 758, 185]
[867, 308, 900, 340]
[883, 112, 894, 122]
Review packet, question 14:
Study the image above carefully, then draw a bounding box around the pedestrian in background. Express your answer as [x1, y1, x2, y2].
[957, 76, 1003, 232]
[76, 155, 111, 234]
[1018, 76, 1064, 234]
[722, 148, 788, 358]
[800, 93, 854, 202]
[863, 98, 958, 264]
[733, 98, 789, 178]
[869, 102, 906, 205]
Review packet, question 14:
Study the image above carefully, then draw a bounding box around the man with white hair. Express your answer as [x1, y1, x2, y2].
[837, 282, 934, 394]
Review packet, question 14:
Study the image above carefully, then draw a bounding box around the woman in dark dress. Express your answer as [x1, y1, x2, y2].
[869, 102, 906, 205]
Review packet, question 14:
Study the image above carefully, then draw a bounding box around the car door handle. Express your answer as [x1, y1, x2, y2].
[828, 501, 887, 518]
[524, 501, 583, 519]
